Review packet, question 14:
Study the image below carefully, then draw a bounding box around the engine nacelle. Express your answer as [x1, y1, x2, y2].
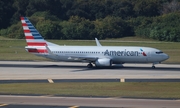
[95, 58, 112, 67]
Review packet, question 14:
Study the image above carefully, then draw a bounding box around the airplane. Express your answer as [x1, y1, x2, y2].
[20, 17, 169, 68]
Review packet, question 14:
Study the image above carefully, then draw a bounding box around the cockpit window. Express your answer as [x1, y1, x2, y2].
[156, 51, 163, 54]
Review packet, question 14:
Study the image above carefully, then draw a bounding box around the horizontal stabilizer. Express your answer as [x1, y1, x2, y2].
[25, 47, 37, 50]
[45, 45, 54, 55]
[25, 47, 48, 53]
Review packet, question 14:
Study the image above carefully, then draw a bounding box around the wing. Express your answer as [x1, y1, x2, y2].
[45, 45, 98, 62]
[67, 56, 98, 62]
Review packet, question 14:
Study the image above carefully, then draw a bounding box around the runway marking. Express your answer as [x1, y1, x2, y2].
[0, 104, 8, 107]
[69, 106, 79, 108]
[120, 78, 125, 82]
[48, 79, 54, 83]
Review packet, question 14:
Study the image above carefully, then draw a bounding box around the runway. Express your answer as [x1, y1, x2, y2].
[0, 95, 180, 108]
[0, 61, 180, 108]
[0, 61, 180, 80]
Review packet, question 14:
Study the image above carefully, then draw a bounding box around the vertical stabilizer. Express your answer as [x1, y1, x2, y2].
[21, 17, 48, 54]
[21, 17, 47, 46]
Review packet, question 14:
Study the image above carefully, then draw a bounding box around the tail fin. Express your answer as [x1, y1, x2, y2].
[21, 17, 47, 46]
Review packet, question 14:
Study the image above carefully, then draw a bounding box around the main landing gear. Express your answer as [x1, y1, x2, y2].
[87, 63, 93, 68]
[152, 65, 156, 69]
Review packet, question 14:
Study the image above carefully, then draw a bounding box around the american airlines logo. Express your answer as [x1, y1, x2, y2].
[140, 48, 147, 56]
[104, 50, 139, 56]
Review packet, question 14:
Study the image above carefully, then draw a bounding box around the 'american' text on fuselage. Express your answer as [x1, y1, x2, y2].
[104, 50, 139, 56]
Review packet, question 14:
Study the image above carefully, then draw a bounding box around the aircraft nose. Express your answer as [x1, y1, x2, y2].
[163, 53, 169, 60]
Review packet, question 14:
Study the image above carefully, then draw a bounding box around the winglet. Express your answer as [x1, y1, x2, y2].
[95, 38, 102, 46]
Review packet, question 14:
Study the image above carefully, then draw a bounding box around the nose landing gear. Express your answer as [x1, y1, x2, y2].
[152, 62, 160, 69]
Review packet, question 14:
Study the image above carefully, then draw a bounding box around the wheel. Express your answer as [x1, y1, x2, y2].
[152, 66, 155, 69]
[87, 63, 93, 68]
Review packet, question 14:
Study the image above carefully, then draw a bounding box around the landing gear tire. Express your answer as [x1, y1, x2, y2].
[152, 66, 155, 69]
[87, 63, 93, 68]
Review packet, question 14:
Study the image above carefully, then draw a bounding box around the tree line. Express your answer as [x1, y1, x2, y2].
[1, 0, 180, 42]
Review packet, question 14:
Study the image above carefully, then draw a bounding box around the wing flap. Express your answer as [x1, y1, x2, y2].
[68, 56, 98, 61]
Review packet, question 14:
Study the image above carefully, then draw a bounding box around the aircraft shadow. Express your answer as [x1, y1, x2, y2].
[0, 63, 180, 72]
[0, 64, 85, 69]
[72, 66, 180, 72]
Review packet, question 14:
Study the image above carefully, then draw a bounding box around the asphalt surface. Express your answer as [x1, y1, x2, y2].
[1, 78, 180, 83]
[0, 61, 180, 108]
[0, 95, 180, 108]
[0, 61, 180, 80]
[0, 104, 98, 108]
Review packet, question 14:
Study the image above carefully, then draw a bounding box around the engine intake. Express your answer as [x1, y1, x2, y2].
[95, 58, 112, 67]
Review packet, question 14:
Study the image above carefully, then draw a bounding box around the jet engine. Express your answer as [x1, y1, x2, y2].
[95, 58, 112, 67]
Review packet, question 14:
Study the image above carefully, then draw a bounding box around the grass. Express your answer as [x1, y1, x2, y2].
[0, 36, 180, 63]
[105, 36, 159, 41]
[0, 39, 47, 61]
[0, 82, 180, 99]
[0, 36, 180, 99]
[0, 37, 180, 63]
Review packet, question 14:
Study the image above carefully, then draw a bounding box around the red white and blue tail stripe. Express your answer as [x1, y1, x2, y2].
[21, 17, 49, 54]
[21, 17, 47, 46]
